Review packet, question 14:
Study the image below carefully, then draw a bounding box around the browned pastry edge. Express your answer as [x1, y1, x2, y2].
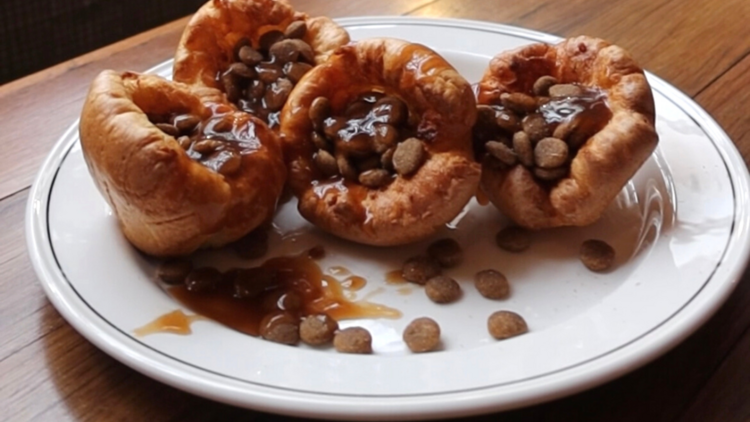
[477, 36, 659, 229]
[79, 70, 286, 257]
[280, 38, 481, 246]
[172, 0, 350, 89]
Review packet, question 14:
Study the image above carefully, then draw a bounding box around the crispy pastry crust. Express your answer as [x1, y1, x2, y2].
[477, 36, 658, 229]
[173, 0, 350, 89]
[79, 70, 286, 256]
[280, 38, 480, 246]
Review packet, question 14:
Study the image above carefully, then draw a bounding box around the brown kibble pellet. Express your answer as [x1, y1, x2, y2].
[474, 269, 510, 300]
[185, 267, 222, 293]
[314, 149, 338, 177]
[284, 20, 307, 39]
[373, 123, 399, 153]
[299, 314, 338, 345]
[256, 62, 283, 84]
[522, 113, 551, 142]
[238, 45, 263, 66]
[283, 61, 312, 83]
[549, 83, 584, 98]
[337, 153, 358, 181]
[333, 327, 372, 354]
[278, 291, 303, 312]
[533, 75, 559, 96]
[334, 132, 372, 158]
[495, 226, 531, 252]
[246, 79, 265, 101]
[500, 92, 538, 114]
[269, 39, 304, 64]
[403, 317, 441, 353]
[259, 312, 300, 345]
[425, 275, 461, 304]
[221, 73, 241, 102]
[392, 137, 426, 176]
[373, 96, 408, 126]
[292, 39, 315, 63]
[264, 78, 293, 112]
[228, 62, 256, 79]
[533, 166, 568, 181]
[233, 37, 251, 61]
[487, 310, 528, 340]
[359, 169, 391, 188]
[216, 150, 242, 175]
[534, 137, 569, 168]
[173, 114, 200, 133]
[402, 255, 441, 285]
[192, 139, 223, 155]
[155, 123, 179, 137]
[580, 239, 616, 272]
[345, 100, 371, 119]
[513, 131, 534, 167]
[495, 109, 520, 133]
[311, 132, 331, 152]
[157, 259, 192, 285]
[485, 140, 517, 166]
[427, 238, 463, 268]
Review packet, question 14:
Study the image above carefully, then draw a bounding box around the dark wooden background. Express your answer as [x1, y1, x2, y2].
[2, 0, 749, 420]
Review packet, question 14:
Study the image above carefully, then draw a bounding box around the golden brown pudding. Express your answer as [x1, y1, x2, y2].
[79, 71, 286, 256]
[476, 36, 658, 229]
[280, 38, 481, 246]
[173, 0, 349, 128]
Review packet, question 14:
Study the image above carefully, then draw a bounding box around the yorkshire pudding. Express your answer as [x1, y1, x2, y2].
[79, 70, 286, 257]
[173, 0, 350, 127]
[280, 38, 480, 246]
[475, 36, 658, 229]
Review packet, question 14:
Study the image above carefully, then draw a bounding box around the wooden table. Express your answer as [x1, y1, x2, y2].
[3, 0, 750, 420]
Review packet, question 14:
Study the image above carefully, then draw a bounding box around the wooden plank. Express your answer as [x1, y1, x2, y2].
[673, 52, 750, 422]
[410, 0, 750, 97]
[0, 189, 59, 362]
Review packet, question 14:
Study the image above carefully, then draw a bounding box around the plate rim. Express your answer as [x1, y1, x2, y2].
[25, 16, 750, 420]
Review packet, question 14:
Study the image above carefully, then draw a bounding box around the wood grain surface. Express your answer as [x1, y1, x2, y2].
[2, 0, 750, 421]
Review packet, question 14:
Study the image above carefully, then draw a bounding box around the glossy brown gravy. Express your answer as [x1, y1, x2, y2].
[385, 269, 407, 285]
[133, 310, 207, 337]
[161, 251, 400, 337]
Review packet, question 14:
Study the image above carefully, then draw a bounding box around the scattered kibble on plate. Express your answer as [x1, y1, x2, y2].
[299, 314, 338, 346]
[495, 226, 532, 252]
[424, 275, 462, 303]
[259, 312, 300, 345]
[580, 239, 616, 272]
[402, 255, 442, 285]
[474, 269, 510, 300]
[333, 327, 373, 354]
[403, 317, 441, 353]
[487, 310, 528, 340]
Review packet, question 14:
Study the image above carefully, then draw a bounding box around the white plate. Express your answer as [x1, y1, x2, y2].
[26, 17, 750, 420]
